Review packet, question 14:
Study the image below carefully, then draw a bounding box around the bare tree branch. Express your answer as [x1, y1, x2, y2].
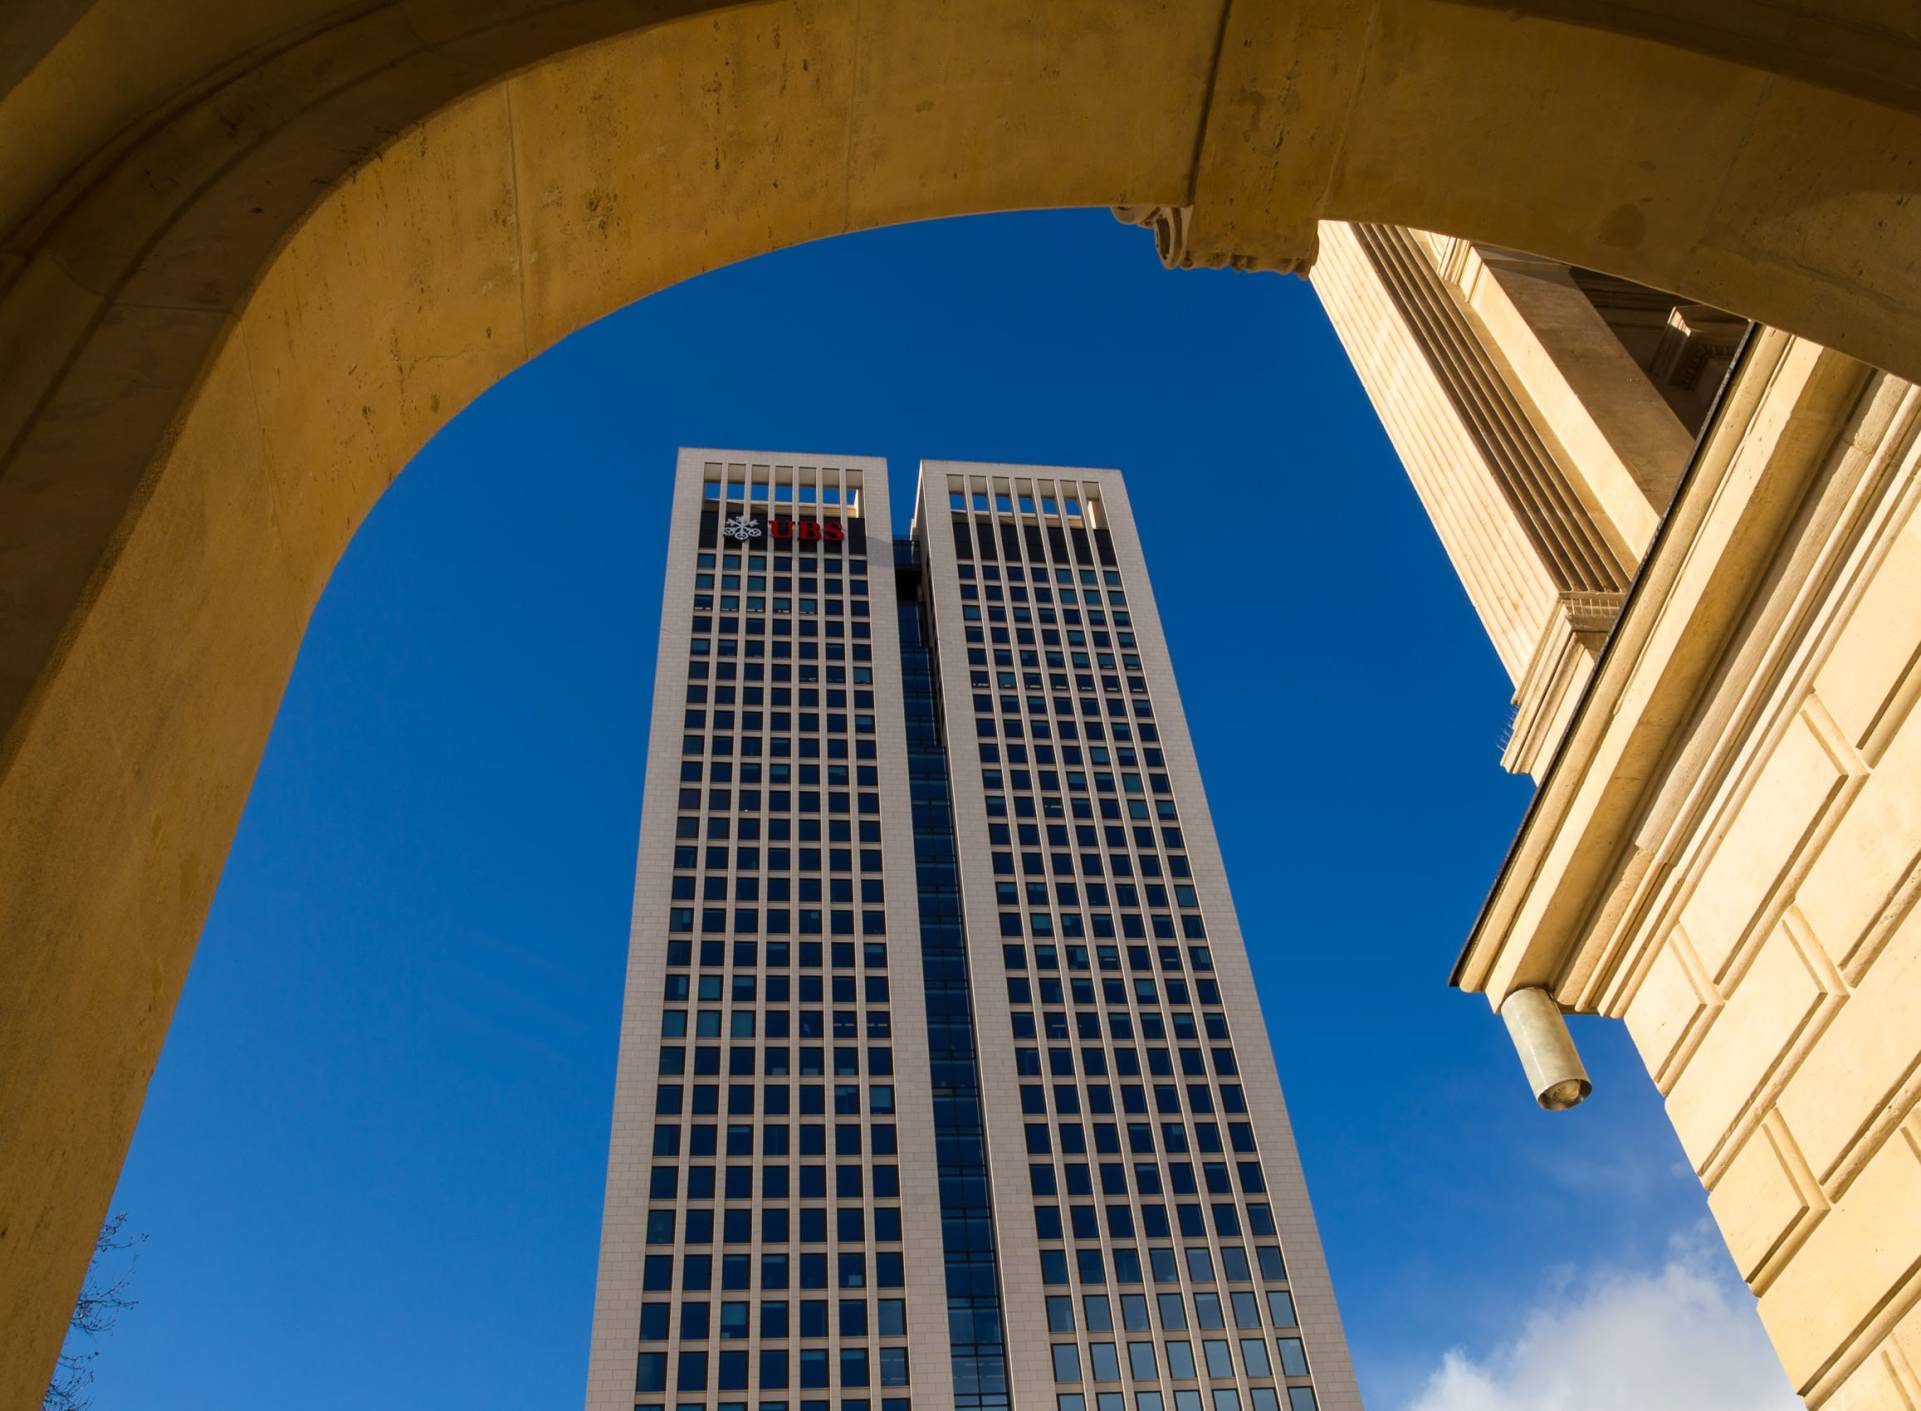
[44, 1213, 145, 1411]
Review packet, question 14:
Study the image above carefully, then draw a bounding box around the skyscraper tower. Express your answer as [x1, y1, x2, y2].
[585, 451, 1362, 1411]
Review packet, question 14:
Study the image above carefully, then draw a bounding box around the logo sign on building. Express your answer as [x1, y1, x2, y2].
[720, 513, 845, 544]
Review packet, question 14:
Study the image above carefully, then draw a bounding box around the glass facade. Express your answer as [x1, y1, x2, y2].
[899, 544, 1011, 1411]
[587, 453, 1358, 1411]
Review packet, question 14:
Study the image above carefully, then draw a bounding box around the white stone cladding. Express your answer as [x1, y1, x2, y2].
[586, 452, 955, 1411]
[916, 463, 1363, 1411]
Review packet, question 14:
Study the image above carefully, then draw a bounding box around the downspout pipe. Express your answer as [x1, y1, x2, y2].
[1500, 987, 1593, 1111]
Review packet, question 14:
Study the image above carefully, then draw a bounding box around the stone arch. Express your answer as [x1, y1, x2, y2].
[5, 1, 1921, 1402]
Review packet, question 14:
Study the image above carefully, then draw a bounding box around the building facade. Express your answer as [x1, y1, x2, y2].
[585, 452, 1362, 1411]
[1303, 222, 1921, 1409]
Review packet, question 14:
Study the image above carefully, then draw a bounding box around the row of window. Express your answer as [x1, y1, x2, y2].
[1052, 1333, 1308, 1383]
[977, 685, 1150, 724]
[640, 1250, 906, 1293]
[703, 480, 860, 505]
[689, 653, 869, 680]
[641, 1148, 903, 1191]
[1022, 1114, 1250, 1153]
[1001, 912, 1203, 942]
[687, 701, 877, 726]
[701, 597, 873, 618]
[691, 674, 875, 706]
[948, 490, 1088, 518]
[659, 1056, 898, 1089]
[679, 738, 877, 763]
[637, 1339, 913, 1390]
[634, 1400, 907, 1411]
[959, 569, 1120, 598]
[668, 908, 887, 936]
[644, 1153, 897, 1193]
[1034, 1199, 1267, 1244]
[697, 551, 867, 577]
[698, 569, 869, 593]
[962, 620, 1135, 655]
[675, 872, 886, 900]
[1028, 1117, 1253, 1155]
[674, 818, 880, 847]
[688, 710, 879, 737]
[654, 1087, 901, 1128]
[959, 601, 1131, 630]
[692, 619, 873, 651]
[1047, 1287, 1297, 1335]
[667, 967, 892, 1001]
[986, 810, 1183, 873]
[1011, 982, 1226, 1027]
[660, 1024, 893, 1050]
[1020, 1072, 1245, 1118]
[642, 1296, 906, 1340]
[1037, 1242, 1287, 1293]
[662, 940, 890, 968]
[1008, 1048, 1247, 1118]
[1062, 1389, 1317, 1411]
[1008, 943, 1213, 976]
[645, 1205, 905, 1245]
[661, 1046, 891, 1075]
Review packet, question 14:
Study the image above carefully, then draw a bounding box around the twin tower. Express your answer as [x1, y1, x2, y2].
[580, 452, 1360, 1411]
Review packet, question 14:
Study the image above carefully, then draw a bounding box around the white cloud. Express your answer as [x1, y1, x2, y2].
[1403, 1225, 1800, 1411]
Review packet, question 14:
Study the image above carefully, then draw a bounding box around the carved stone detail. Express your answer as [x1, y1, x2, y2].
[1110, 204, 1314, 276]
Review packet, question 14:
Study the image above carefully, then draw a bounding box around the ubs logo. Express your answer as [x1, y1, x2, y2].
[720, 513, 846, 543]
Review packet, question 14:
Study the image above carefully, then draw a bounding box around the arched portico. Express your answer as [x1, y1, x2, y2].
[5, 2, 1921, 1404]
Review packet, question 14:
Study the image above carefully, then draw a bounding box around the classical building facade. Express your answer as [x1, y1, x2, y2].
[587, 453, 1360, 1411]
[1301, 221, 1921, 1410]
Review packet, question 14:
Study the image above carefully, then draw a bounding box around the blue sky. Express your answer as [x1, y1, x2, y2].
[92, 209, 1787, 1409]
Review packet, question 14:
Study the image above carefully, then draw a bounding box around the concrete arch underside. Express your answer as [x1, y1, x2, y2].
[5, 1, 1921, 1404]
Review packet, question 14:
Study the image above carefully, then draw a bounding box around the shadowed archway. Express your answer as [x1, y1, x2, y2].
[5, 2, 1921, 1403]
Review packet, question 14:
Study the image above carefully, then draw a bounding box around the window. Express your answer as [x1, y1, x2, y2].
[678, 1351, 708, 1391]
[800, 1349, 830, 1389]
[879, 1347, 910, 1387]
[841, 1348, 870, 1387]
[635, 1353, 667, 1393]
[1052, 1345, 1082, 1381]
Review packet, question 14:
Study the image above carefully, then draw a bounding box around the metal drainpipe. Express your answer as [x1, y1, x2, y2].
[1500, 987, 1593, 1111]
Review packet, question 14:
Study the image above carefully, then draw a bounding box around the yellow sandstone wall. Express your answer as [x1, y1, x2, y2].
[1612, 397, 1921, 1405]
